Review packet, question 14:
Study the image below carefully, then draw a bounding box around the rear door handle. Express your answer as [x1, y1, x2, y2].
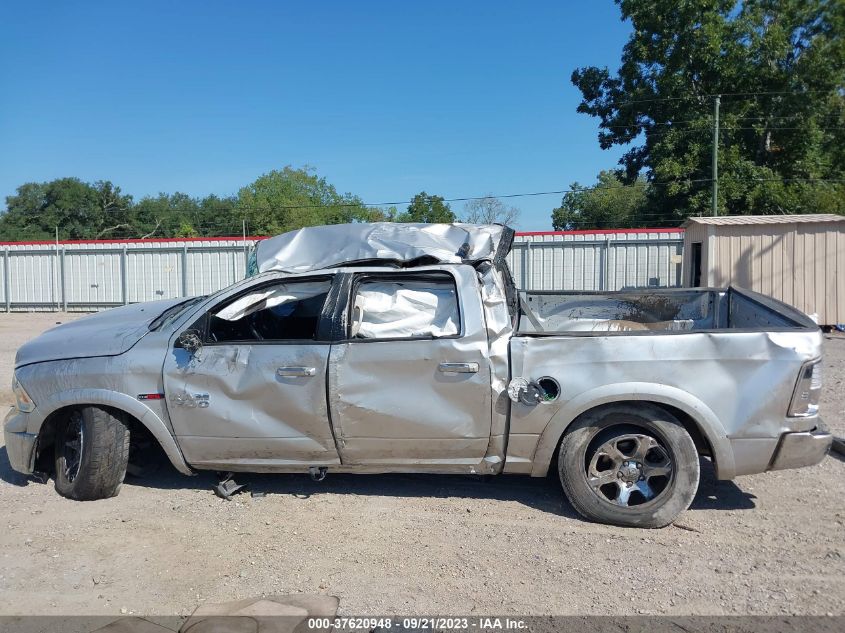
[276, 366, 316, 377]
[438, 362, 479, 374]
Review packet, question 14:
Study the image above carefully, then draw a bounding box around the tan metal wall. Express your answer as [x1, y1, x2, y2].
[684, 222, 845, 324]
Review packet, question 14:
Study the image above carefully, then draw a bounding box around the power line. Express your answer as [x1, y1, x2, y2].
[8, 176, 841, 220]
[614, 89, 842, 107]
[721, 126, 845, 131]
[19, 176, 845, 217]
[599, 118, 844, 131]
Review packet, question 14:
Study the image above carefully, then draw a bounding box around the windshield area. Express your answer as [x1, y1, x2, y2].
[149, 296, 206, 331]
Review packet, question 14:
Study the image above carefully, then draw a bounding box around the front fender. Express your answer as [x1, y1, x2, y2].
[28, 388, 193, 476]
[529, 382, 736, 480]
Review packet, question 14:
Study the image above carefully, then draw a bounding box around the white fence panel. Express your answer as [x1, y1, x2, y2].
[508, 230, 684, 292]
[0, 231, 685, 311]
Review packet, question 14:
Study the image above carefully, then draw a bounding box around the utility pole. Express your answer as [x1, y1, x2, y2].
[242, 219, 248, 278]
[55, 227, 60, 311]
[711, 94, 720, 217]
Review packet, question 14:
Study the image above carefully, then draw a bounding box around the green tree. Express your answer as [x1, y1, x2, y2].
[93, 181, 134, 238]
[571, 0, 845, 221]
[552, 171, 651, 230]
[133, 193, 200, 238]
[405, 192, 456, 223]
[236, 166, 370, 235]
[130, 193, 238, 238]
[362, 205, 404, 222]
[0, 178, 133, 240]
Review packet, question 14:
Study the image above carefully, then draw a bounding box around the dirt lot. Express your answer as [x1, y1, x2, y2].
[0, 312, 843, 617]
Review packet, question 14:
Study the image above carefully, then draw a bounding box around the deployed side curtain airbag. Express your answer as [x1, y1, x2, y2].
[216, 281, 331, 321]
[353, 281, 459, 339]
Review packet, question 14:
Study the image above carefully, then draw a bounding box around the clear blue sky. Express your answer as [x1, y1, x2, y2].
[0, 1, 632, 231]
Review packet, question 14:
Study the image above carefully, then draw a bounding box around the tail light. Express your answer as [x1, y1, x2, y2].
[788, 360, 822, 417]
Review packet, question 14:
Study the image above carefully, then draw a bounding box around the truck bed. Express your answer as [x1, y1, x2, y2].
[506, 286, 822, 479]
[517, 286, 817, 334]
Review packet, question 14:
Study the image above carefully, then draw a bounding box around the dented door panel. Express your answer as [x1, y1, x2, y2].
[327, 266, 495, 469]
[328, 338, 492, 464]
[163, 343, 340, 468]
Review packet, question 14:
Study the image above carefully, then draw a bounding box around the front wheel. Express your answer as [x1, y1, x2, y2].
[54, 407, 130, 500]
[558, 404, 700, 528]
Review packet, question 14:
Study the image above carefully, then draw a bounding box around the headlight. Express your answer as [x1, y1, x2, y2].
[788, 360, 822, 417]
[12, 374, 35, 412]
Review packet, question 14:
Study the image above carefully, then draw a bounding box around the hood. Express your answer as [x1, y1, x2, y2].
[15, 298, 188, 367]
[255, 222, 514, 274]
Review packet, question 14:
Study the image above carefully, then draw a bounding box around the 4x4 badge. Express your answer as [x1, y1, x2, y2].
[171, 392, 210, 408]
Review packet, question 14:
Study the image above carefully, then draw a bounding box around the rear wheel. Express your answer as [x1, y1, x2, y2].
[558, 404, 699, 528]
[54, 407, 130, 500]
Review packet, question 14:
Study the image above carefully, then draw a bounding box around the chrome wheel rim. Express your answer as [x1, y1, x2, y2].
[61, 412, 84, 483]
[586, 432, 673, 507]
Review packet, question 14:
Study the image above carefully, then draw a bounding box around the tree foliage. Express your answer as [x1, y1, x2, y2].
[571, 0, 845, 221]
[552, 171, 651, 230]
[462, 195, 520, 226]
[132, 193, 238, 238]
[0, 167, 462, 240]
[404, 192, 456, 223]
[235, 166, 370, 235]
[2, 178, 134, 240]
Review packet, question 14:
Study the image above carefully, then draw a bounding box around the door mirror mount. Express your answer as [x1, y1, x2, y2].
[177, 329, 203, 354]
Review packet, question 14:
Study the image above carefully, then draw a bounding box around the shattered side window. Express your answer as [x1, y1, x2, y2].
[207, 279, 331, 342]
[351, 277, 460, 339]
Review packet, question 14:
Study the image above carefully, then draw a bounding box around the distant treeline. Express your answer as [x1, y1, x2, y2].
[0, 167, 468, 241]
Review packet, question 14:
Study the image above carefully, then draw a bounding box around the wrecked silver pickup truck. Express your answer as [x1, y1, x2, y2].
[4, 223, 833, 527]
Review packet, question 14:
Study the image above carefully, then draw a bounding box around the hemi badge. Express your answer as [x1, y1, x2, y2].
[138, 393, 165, 400]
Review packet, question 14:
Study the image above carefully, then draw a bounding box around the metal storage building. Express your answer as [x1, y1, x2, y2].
[682, 214, 845, 325]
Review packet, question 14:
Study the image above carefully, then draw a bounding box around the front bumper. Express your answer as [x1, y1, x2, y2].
[768, 424, 833, 471]
[3, 408, 37, 475]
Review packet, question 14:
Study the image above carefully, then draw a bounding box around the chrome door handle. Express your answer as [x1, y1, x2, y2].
[438, 362, 479, 374]
[276, 366, 316, 377]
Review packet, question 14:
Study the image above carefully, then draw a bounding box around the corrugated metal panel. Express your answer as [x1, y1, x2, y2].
[685, 221, 845, 324]
[1, 238, 258, 311]
[2, 232, 686, 312]
[684, 214, 845, 226]
[507, 231, 685, 291]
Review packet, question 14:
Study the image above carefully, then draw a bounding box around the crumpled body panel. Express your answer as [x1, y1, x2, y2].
[506, 327, 822, 478]
[327, 265, 496, 471]
[163, 343, 341, 468]
[255, 222, 506, 273]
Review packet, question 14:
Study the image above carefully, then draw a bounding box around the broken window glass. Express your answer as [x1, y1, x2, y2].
[208, 279, 331, 342]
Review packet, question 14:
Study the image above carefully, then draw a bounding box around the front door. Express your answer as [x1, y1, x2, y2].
[328, 269, 493, 467]
[163, 276, 340, 470]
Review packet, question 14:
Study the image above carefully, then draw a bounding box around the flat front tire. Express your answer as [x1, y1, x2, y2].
[54, 406, 130, 501]
[558, 404, 700, 528]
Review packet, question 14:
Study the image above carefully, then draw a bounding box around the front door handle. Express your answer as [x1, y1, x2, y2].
[438, 362, 479, 374]
[276, 366, 317, 377]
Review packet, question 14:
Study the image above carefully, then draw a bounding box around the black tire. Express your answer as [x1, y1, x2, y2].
[558, 404, 699, 528]
[54, 406, 130, 501]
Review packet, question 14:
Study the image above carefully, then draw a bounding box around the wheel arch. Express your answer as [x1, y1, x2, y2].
[32, 389, 193, 476]
[529, 383, 735, 480]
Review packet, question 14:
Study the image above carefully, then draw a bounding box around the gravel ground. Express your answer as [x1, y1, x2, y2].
[0, 313, 843, 617]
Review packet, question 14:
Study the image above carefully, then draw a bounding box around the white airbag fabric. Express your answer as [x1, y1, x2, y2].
[353, 281, 459, 338]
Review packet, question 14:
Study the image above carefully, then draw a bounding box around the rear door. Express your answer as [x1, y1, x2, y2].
[163, 276, 341, 469]
[327, 267, 493, 467]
